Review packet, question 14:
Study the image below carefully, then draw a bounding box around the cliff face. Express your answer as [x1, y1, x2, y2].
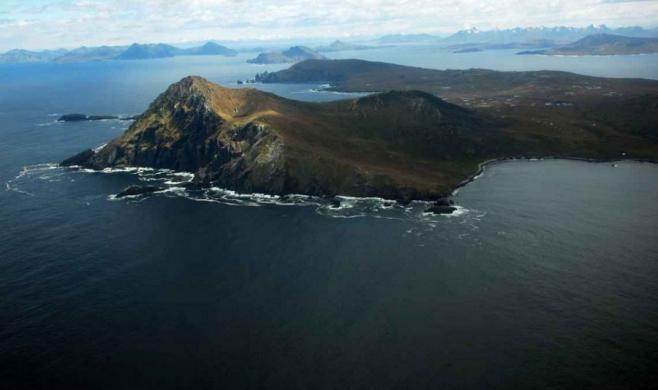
[72, 77, 291, 194]
[63, 76, 503, 201]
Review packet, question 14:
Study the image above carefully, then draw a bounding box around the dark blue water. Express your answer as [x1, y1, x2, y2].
[1, 51, 658, 389]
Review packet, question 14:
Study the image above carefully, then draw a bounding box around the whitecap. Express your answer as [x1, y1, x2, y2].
[5, 163, 61, 196]
[67, 164, 476, 222]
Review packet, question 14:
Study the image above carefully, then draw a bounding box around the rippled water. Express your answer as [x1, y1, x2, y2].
[1, 50, 658, 388]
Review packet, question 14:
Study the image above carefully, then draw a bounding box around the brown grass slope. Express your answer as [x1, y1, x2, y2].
[258, 59, 658, 161]
[64, 69, 658, 201]
[63, 76, 519, 201]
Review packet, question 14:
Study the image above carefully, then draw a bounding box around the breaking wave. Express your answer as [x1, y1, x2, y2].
[7, 163, 477, 222]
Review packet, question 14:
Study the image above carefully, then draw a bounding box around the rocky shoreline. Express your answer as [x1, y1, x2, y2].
[69, 154, 656, 216]
[61, 73, 658, 212]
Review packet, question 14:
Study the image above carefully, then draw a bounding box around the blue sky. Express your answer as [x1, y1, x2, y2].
[1, 0, 657, 51]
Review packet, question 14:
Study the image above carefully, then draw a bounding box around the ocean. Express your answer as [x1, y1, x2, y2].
[1, 48, 658, 388]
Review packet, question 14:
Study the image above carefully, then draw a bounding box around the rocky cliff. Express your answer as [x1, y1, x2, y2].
[63, 76, 504, 201]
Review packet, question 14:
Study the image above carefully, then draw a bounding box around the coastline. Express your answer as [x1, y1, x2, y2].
[61, 155, 658, 212]
[449, 155, 658, 196]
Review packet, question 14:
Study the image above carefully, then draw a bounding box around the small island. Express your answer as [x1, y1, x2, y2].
[316, 40, 378, 52]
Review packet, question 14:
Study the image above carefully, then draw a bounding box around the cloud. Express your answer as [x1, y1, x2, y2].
[1, 0, 657, 50]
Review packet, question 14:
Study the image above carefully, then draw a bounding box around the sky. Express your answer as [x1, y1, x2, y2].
[1, 0, 658, 51]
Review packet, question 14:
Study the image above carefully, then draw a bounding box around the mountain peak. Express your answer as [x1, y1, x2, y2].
[175, 75, 211, 87]
[162, 75, 215, 97]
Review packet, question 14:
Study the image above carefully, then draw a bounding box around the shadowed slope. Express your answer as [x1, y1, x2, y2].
[63, 76, 509, 201]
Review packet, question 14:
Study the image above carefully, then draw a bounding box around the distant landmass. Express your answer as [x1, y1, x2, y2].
[56, 46, 128, 63]
[518, 34, 658, 56]
[184, 42, 238, 56]
[247, 46, 326, 64]
[0, 48, 69, 63]
[116, 43, 180, 60]
[316, 40, 379, 52]
[0, 42, 237, 63]
[64, 60, 658, 204]
[117, 42, 238, 60]
[364, 25, 658, 49]
[441, 25, 658, 46]
[449, 39, 557, 53]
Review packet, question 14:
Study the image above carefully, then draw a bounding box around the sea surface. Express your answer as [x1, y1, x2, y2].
[1, 49, 658, 388]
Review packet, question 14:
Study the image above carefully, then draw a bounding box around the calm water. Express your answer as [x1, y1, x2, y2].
[1, 49, 658, 388]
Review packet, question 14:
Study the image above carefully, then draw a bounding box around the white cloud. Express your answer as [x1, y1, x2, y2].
[1, 0, 657, 50]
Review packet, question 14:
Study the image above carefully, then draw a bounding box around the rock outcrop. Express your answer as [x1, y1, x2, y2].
[115, 185, 164, 198]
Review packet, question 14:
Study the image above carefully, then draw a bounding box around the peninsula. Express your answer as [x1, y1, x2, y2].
[63, 61, 658, 203]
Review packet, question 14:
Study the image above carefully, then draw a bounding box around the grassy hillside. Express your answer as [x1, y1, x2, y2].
[65, 70, 658, 201]
[257, 59, 658, 161]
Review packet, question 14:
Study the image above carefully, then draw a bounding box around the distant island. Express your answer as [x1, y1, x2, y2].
[449, 40, 557, 53]
[518, 34, 658, 56]
[247, 46, 326, 64]
[64, 61, 658, 205]
[117, 42, 237, 60]
[0, 41, 237, 64]
[315, 40, 379, 52]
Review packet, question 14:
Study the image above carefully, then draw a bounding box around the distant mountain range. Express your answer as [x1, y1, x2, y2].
[0, 42, 237, 64]
[449, 39, 558, 53]
[0, 48, 70, 63]
[441, 25, 658, 46]
[518, 34, 658, 56]
[4, 25, 658, 64]
[247, 46, 326, 64]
